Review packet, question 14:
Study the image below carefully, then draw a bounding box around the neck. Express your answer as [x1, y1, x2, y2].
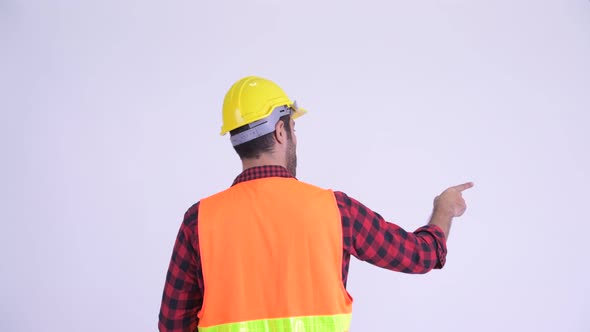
[241, 154, 286, 171]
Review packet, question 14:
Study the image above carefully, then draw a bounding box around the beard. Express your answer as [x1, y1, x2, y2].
[286, 137, 297, 177]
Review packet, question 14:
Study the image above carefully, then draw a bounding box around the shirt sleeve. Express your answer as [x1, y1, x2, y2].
[334, 191, 447, 274]
[158, 202, 204, 332]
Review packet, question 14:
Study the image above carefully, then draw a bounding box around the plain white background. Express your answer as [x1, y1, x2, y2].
[2, 1, 589, 331]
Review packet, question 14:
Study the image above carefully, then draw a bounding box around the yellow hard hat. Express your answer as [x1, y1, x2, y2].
[221, 76, 307, 136]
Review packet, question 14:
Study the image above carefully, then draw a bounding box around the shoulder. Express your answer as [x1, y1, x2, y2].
[332, 191, 350, 204]
[330, 191, 378, 220]
[182, 201, 200, 227]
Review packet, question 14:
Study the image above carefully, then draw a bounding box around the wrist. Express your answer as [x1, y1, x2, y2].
[433, 205, 454, 219]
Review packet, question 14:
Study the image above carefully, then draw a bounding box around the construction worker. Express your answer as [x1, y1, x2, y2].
[158, 76, 473, 332]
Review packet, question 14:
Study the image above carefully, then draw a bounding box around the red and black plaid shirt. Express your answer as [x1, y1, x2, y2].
[159, 166, 447, 331]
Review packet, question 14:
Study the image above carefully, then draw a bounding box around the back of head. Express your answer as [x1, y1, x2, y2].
[220, 76, 306, 159]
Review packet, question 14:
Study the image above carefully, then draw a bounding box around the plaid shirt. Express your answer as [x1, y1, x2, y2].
[159, 166, 447, 331]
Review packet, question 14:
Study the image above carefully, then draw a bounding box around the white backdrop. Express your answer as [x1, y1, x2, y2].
[2, 1, 589, 331]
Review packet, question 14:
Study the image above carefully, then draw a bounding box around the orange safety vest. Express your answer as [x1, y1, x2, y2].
[198, 177, 353, 331]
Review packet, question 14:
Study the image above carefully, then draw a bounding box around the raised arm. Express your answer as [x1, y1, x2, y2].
[336, 191, 445, 273]
[335, 183, 473, 274]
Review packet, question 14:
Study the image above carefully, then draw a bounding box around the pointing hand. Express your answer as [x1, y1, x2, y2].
[433, 182, 474, 218]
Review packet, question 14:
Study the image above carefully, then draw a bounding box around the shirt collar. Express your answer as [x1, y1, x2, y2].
[231, 165, 296, 186]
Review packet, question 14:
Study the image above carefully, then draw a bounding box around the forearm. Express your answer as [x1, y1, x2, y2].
[428, 208, 454, 240]
[355, 222, 447, 273]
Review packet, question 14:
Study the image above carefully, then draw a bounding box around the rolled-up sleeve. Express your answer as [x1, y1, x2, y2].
[335, 191, 447, 274]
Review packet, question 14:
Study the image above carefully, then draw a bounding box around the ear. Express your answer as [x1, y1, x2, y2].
[274, 120, 287, 145]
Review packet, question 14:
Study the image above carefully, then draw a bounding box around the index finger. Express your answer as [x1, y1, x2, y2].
[451, 182, 474, 192]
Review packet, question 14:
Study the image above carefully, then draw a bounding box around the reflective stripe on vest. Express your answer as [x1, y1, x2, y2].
[198, 313, 352, 332]
[198, 177, 353, 331]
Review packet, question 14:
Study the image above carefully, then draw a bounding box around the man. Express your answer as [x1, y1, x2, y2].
[159, 76, 473, 332]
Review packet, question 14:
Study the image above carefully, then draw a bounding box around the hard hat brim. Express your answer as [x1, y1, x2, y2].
[292, 107, 307, 120]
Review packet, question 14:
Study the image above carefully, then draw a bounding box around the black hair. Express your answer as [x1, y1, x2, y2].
[230, 115, 292, 159]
